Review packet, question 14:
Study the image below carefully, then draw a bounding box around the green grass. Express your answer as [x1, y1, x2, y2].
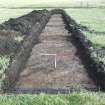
[65, 8, 105, 32]
[84, 32, 105, 49]
[84, 32, 105, 64]
[0, 56, 10, 87]
[0, 8, 33, 23]
[1, 0, 105, 8]
[0, 91, 105, 105]
[65, 8, 105, 64]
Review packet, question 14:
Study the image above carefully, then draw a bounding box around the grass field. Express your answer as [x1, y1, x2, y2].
[0, 8, 33, 23]
[65, 8, 105, 48]
[65, 8, 105, 64]
[0, 91, 105, 105]
[66, 8, 105, 32]
[1, 0, 104, 8]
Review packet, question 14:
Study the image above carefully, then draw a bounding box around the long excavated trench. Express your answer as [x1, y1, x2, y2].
[10, 14, 97, 93]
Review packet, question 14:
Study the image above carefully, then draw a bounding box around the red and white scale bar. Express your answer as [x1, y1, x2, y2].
[40, 51, 72, 69]
[40, 53, 57, 69]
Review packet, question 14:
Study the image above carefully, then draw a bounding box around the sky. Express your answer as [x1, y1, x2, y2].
[0, 0, 104, 7]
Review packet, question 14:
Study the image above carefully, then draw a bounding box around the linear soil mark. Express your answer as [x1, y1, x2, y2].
[15, 14, 96, 90]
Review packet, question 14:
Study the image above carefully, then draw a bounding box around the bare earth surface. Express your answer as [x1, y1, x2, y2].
[16, 14, 96, 89]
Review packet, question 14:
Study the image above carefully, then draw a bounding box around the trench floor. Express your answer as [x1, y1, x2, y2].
[15, 14, 96, 89]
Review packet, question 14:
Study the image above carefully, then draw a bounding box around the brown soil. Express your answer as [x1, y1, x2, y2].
[15, 14, 96, 89]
